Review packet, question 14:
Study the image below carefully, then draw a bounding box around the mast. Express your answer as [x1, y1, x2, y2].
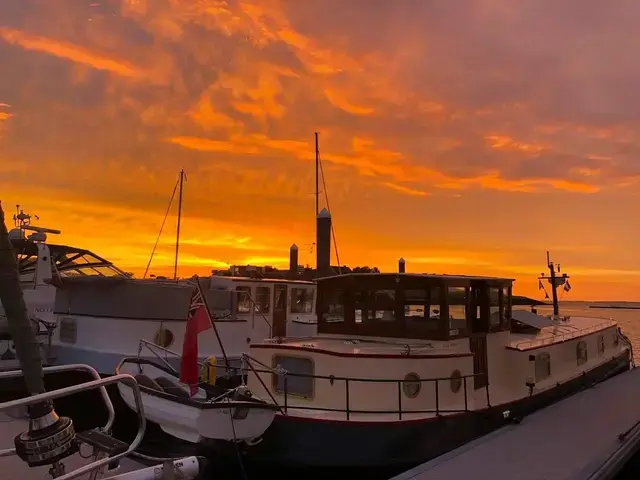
[174, 169, 185, 281]
[315, 132, 320, 218]
[538, 251, 570, 319]
[547, 252, 559, 318]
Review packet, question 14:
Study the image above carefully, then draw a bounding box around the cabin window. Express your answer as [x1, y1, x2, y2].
[291, 287, 314, 314]
[613, 330, 619, 348]
[597, 335, 605, 356]
[489, 287, 502, 329]
[274, 286, 287, 310]
[236, 286, 252, 314]
[272, 355, 314, 399]
[324, 289, 345, 323]
[576, 341, 588, 366]
[59, 317, 77, 344]
[255, 286, 270, 314]
[535, 353, 551, 381]
[402, 372, 421, 398]
[447, 287, 467, 334]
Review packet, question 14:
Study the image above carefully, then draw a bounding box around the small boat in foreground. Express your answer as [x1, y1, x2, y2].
[116, 280, 279, 444]
[116, 357, 279, 444]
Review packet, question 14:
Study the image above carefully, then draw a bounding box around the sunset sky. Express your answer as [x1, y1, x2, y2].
[2, 1, 640, 301]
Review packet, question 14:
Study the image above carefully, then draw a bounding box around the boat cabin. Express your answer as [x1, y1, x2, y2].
[246, 272, 628, 422]
[210, 275, 317, 340]
[316, 272, 513, 340]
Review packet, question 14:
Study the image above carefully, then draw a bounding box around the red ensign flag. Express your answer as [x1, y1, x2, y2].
[179, 281, 212, 396]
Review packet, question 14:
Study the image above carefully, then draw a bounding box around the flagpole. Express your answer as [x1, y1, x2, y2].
[194, 277, 230, 368]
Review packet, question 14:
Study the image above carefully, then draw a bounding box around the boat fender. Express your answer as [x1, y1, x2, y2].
[200, 356, 217, 386]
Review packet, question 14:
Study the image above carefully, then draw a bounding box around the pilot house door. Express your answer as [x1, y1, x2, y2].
[469, 285, 489, 390]
[273, 284, 287, 338]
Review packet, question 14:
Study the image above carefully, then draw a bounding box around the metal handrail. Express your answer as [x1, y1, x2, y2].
[0, 366, 147, 480]
[0, 363, 115, 436]
[213, 357, 490, 419]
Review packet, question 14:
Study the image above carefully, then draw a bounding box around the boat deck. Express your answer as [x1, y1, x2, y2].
[508, 315, 616, 351]
[0, 409, 145, 479]
[392, 367, 640, 480]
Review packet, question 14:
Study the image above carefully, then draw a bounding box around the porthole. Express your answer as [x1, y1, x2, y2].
[576, 341, 588, 366]
[597, 335, 605, 356]
[154, 327, 174, 349]
[450, 370, 462, 393]
[403, 372, 421, 398]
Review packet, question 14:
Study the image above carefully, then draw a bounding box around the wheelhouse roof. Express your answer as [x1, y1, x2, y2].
[214, 276, 315, 285]
[318, 272, 515, 283]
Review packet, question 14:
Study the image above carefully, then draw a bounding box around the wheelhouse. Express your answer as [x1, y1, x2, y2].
[317, 273, 514, 340]
[11, 239, 130, 281]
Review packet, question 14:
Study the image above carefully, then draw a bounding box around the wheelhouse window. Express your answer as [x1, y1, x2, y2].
[291, 287, 314, 313]
[403, 288, 441, 332]
[323, 289, 345, 323]
[447, 286, 467, 334]
[272, 355, 314, 399]
[236, 286, 252, 314]
[355, 289, 396, 323]
[489, 287, 502, 329]
[255, 286, 270, 314]
[502, 286, 512, 325]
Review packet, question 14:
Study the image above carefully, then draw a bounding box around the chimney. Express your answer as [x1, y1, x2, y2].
[399, 257, 406, 273]
[289, 244, 299, 279]
[316, 208, 332, 278]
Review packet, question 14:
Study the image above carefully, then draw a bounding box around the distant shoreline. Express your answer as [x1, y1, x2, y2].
[589, 305, 640, 310]
[513, 295, 546, 306]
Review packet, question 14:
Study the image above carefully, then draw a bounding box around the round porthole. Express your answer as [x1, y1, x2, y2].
[450, 369, 462, 393]
[403, 373, 421, 398]
[154, 327, 174, 349]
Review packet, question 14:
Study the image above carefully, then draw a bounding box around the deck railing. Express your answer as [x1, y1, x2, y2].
[134, 339, 492, 420]
[233, 357, 489, 420]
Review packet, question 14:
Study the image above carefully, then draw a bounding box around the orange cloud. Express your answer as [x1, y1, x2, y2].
[5, 1, 640, 300]
[0, 27, 149, 80]
[383, 183, 429, 197]
[485, 134, 545, 153]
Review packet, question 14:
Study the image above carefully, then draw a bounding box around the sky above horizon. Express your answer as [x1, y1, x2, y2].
[2, 0, 640, 301]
